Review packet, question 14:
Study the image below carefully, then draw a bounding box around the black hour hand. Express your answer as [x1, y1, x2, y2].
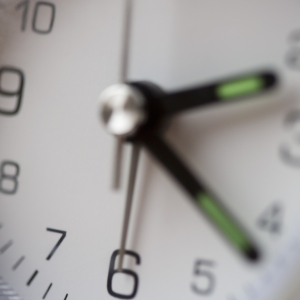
[158, 71, 277, 116]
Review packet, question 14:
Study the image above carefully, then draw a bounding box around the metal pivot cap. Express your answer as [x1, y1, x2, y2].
[99, 84, 146, 138]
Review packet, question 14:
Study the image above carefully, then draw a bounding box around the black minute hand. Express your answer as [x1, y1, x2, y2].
[139, 132, 260, 262]
[158, 71, 277, 115]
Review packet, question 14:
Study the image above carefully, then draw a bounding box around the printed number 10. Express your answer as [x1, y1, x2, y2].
[16, 0, 56, 34]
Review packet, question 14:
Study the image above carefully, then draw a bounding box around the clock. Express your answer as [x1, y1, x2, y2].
[1, 0, 300, 300]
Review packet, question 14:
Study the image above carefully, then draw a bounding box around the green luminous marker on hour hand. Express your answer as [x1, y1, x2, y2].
[198, 193, 257, 258]
[217, 76, 264, 100]
[160, 71, 277, 115]
[141, 133, 260, 262]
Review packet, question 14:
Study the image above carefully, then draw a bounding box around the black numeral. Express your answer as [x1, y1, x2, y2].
[107, 250, 141, 299]
[0, 161, 20, 195]
[46, 228, 67, 260]
[257, 203, 283, 234]
[16, 0, 56, 34]
[286, 30, 300, 70]
[32, 2, 55, 34]
[15, 1, 29, 31]
[279, 110, 300, 167]
[191, 260, 216, 296]
[0, 67, 24, 115]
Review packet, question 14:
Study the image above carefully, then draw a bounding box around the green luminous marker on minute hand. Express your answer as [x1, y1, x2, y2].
[158, 72, 277, 115]
[138, 132, 260, 262]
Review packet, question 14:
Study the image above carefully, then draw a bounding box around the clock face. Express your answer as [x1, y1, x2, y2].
[1, 0, 300, 300]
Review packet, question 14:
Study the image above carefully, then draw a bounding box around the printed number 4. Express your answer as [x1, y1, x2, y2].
[280, 110, 300, 168]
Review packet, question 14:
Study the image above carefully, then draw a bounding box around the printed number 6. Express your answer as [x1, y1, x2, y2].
[107, 250, 141, 299]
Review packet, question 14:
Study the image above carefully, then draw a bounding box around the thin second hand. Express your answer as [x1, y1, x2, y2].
[120, 0, 133, 83]
[112, 0, 133, 189]
[112, 138, 124, 189]
[118, 144, 140, 271]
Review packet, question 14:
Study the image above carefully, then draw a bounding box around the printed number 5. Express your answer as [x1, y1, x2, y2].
[191, 260, 216, 296]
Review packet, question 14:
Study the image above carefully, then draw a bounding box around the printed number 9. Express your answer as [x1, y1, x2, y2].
[0, 67, 25, 116]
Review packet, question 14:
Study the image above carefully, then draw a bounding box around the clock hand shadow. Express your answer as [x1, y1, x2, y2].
[166, 88, 296, 160]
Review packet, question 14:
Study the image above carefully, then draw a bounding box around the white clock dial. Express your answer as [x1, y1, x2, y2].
[1, 1, 300, 300]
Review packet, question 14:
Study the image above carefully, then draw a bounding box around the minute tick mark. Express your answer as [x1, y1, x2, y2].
[12, 256, 25, 271]
[43, 283, 52, 299]
[0, 240, 13, 254]
[27, 270, 38, 286]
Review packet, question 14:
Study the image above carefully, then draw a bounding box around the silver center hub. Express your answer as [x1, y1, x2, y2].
[99, 84, 146, 138]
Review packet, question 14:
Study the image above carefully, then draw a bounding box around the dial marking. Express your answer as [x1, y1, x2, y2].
[257, 202, 283, 234]
[27, 270, 38, 286]
[12, 256, 25, 271]
[15, 0, 29, 32]
[46, 228, 67, 260]
[0, 240, 13, 254]
[42, 283, 52, 299]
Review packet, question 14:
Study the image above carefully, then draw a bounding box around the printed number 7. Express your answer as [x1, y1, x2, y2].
[46, 228, 67, 261]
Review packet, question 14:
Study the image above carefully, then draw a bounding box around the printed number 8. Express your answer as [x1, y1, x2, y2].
[0, 161, 20, 194]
